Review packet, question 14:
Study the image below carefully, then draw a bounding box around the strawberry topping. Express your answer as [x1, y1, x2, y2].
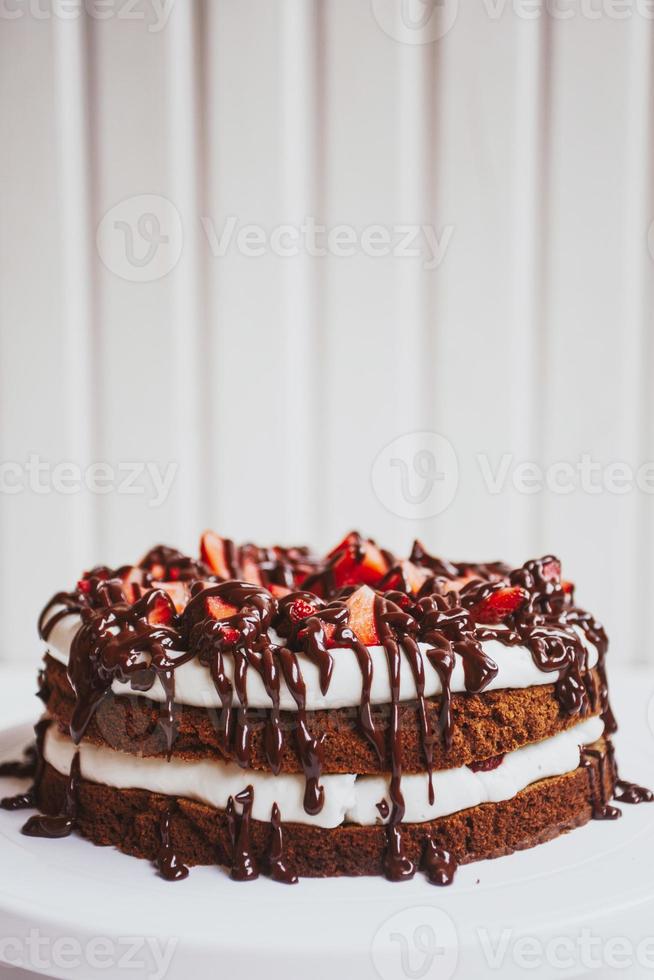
[345, 585, 379, 646]
[469, 586, 528, 624]
[288, 598, 317, 623]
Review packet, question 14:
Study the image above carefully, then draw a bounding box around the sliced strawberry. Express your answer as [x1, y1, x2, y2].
[220, 626, 240, 646]
[470, 586, 528, 624]
[77, 579, 91, 595]
[205, 596, 238, 620]
[121, 566, 146, 604]
[269, 584, 292, 599]
[240, 557, 262, 586]
[157, 581, 189, 614]
[330, 535, 389, 588]
[148, 594, 175, 626]
[345, 585, 379, 646]
[562, 580, 574, 596]
[541, 557, 561, 583]
[288, 598, 317, 623]
[326, 531, 359, 558]
[200, 531, 233, 579]
[148, 562, 166, 581]
[382, 560, 429, 595]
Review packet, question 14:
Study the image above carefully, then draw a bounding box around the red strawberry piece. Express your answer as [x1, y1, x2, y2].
[77, 579, 91, 595]
[469, 753, 505, 773]
[326, 531, 359, 558]
[121, 566, 146, 604]
[220, 626, 240, 646]
[562, 580, 574, 596]
[157, 581, 189, 614]
[205, 596, 238, 620]
[270, 584, 292, 599]
[240, 557, 262, 586]
[288, 598, 317, 623]
[401, 561, 429, 594]
[204, 596, 241, 644]
[541, 558, 561, 583]
[149, 562, 166, 581]
[470, 586, 528, 624]
[330, 535, 389, 588]
[383, 560, 429, 595]
[344, 585, 379, 646]
[148, 594, 175, 626]
[200, 531, 233, 579]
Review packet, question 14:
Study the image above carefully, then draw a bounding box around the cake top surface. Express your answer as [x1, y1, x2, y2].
[39, 531, 611, 750]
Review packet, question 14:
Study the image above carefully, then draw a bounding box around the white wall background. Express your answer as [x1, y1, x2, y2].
[0, 0, 653, 665]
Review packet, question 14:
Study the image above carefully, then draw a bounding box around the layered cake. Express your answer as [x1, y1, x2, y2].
[2, 531, 650, 884]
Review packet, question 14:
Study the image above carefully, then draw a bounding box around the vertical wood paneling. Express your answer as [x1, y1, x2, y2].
[396, 38, 438, 548]
[0, 17, 67, 659]
[166, 0, 208, 548]
[278, 0, 320, 543]
[52, 9, 98, 568]
[1, 4, 654, 664]
[204, 1, 289, 545]
[428, 6, 532, 565]
[509, 17, 551, 561]
[90, 13, 180, 564]
[541, 16, 639, 659]
[622, 18, 654, 662]
[320, 0, 405, 554]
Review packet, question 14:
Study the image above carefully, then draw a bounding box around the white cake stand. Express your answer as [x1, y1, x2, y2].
[0, 668, 653, 980]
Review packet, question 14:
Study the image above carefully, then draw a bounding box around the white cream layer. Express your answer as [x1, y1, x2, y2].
[43, 608, 599, 713]
[43, 715, 604, 829]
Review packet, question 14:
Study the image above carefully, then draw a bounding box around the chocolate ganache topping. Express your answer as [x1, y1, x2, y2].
[24, 530, 651, 883]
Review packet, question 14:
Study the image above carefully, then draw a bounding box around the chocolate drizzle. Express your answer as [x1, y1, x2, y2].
[376, 594, 416, 881]
[156, 804, 189, 880]
[228, 786, 259, 881]
[0, 744, 37, 779]
[581, 747, 621, 820]
[268, 803, 298, 884]
[422, 840, 458, 886]
[32, 534, 652, 883]
[22, 750, 80, 838]
[1, 718, 50, 812]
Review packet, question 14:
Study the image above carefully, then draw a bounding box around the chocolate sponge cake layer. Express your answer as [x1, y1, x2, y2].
[42, 655, 603, 775]
[35, 741, 614, 878]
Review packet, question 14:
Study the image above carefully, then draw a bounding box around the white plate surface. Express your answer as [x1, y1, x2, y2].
[0, 669, 653, 980]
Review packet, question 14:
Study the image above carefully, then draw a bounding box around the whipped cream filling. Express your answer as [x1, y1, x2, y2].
[43, 609, 599, 713]
[43, 715, 604, 829]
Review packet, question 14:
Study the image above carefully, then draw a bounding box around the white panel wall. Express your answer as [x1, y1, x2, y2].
[0, 1, 653, 664]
